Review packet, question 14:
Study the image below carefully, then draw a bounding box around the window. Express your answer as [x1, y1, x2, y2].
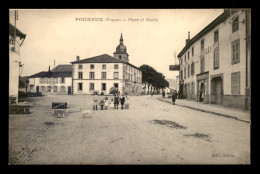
[200, 56, 205, 73]
[89, 83, 94, 91]
[188, 65, 190, 77]
[102, 64, 106, 69]
[214, 30, 219, 43]
[61, 86, 66, 93]
[114, 72, 119, 79]
[232, 39, 240, 64]
[214, 47, 219, 69]
[184, 67, 186, 79]
[90, 64, 94, 69]
[54, 78, 58, 84]
[78, 72, 83, 79]
[192, 82, 194, 95]
[101, 83, 106, 91]
[78, 83, 83, 91]
[89, 72, 95, 79]
[201, 39, 204, 51]
[192, 47, 194, 57]
[40, 78, 45, 84]
[48, 86, 51, 92]
[191, 62, 194, 76]
[41, 86, 45, 92]
[180, 70, 183, 80]
[188, 51, 189, 60]
[53, 86, 57, 92]
[101, 72, 107, 80]
[232, 15, 239, 33]
[119, 55, 122, 59]
[231, 72, 240, 95]
[61, 78, 65, 84]
[128, 73, 130, 80]
[78, 65, 82, 69]
[131, 74, 133, 81]
[114, 64, 118, 69]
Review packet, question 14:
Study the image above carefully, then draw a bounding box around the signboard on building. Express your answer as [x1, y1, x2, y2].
[169, 65, 180, 71]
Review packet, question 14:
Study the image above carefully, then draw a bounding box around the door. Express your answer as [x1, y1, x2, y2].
[215, 78, 222, 105]
[199, 83, 204, 102]
[36, 86, 39, 93]
[68, 86, 71, 95]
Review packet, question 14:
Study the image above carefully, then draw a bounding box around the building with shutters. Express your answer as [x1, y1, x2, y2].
[28, 65, 73, 95]
[177, 9, 251, 110]
[71, 33, 143, 95]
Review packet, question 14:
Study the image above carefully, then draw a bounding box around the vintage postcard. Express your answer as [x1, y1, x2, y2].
[9, 9, 251, 165]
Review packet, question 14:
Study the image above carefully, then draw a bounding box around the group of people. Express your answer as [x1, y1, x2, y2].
[93, 93, 130, 110]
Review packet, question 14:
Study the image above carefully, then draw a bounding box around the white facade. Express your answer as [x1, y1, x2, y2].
[29, 77, 72, 94]
[9, 24, 26, 103]
[72, 61, 143, 95]
[178, 9, 250, 109]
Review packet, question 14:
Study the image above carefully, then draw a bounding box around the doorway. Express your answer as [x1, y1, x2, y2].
[212, 77, 222, 105]
[68, 86, 71, 95]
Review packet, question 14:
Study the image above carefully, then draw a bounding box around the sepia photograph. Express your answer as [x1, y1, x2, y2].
[8, 8, 251, 165]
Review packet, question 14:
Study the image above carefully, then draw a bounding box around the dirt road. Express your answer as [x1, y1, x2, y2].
[9, 95, 250, 164]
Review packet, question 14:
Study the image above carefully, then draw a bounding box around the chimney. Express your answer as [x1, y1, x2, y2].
[76, 56, 80, 61]
[186, 31, 190, 45]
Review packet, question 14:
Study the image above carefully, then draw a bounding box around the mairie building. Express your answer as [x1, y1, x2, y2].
[71, 33, 143, 95]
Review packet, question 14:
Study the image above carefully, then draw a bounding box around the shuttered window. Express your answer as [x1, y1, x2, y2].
[231, 72, 240, 95]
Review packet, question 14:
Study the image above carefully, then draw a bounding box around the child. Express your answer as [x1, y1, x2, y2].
[104, 97, 109, 110]
[125, 96, 130, 109]
[114, 94, 119, 109]
[110, 99, 114, 109]
[100, 98, 104, 110]
[93, 95, 98, 110]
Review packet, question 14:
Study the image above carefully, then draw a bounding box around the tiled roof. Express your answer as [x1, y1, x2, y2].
[51, 65, 72, 72]
[71, 54, 125, 64]
[29, 71, 72, 78]
[9, 23, 26, 39]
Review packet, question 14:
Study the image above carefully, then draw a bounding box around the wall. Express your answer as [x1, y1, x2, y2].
[179, 10, 247, 108]
[9, 35, 21, 103]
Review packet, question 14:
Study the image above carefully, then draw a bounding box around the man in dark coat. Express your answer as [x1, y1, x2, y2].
[120, 95, 125, 109]
[172, 91, 177, 105]
[114, 94, 119, 109]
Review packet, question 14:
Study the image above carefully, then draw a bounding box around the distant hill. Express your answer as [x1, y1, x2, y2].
[165, 78, 176, 89]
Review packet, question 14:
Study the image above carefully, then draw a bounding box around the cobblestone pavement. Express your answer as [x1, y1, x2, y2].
[9, 95, 250, 164]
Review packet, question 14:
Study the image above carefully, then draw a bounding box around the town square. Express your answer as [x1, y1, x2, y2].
[9, 9, 251, 165]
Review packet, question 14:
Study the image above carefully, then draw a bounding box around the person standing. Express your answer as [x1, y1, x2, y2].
[172, 91, 176, 105]
[125, 96, 130, 109]
[162, 90, 165, 99]
[114, 94, 119, 109]
[93, 94, 98, 110]
[104, 97, 109, 110]
[120, 94, 125, 109]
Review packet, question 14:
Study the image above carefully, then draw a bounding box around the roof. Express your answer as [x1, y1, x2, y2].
[71, 54, 140, 70]
[71, 54, 125, 64]
[51, 65, 72, 72]
[29, 71, 72, 78]
[9, 23, 26, 39]
[177, 9, 238, 58]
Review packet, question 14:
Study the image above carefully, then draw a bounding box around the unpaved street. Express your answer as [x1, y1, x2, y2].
[9, 95, 250, 164]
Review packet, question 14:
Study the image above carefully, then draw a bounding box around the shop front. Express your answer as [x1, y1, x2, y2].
[196, 72, 209, 103]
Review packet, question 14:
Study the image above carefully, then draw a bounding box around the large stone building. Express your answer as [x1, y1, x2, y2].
[71, 33, 143, 95]
[28, 65, 72, 95]
[9, 23, 26, 103]
[178, 9, 251, 110]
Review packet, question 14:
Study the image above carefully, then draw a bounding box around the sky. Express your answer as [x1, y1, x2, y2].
[9, 9, 224, 79]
